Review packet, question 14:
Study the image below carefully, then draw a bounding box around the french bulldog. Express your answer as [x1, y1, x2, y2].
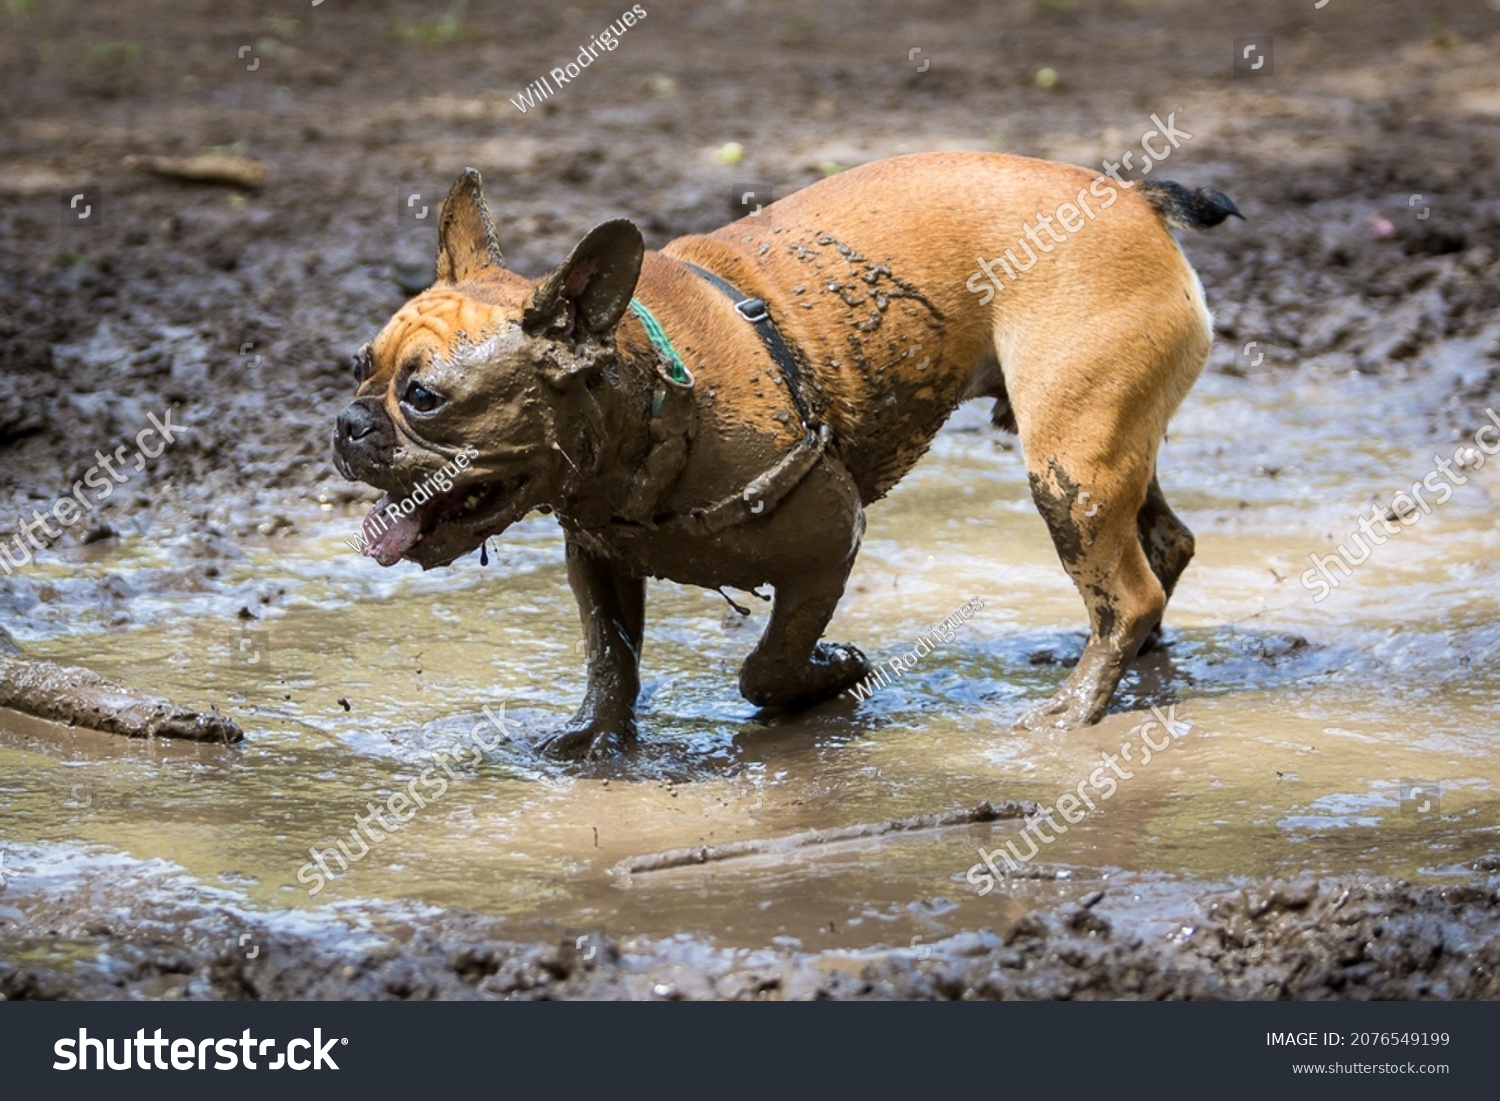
[332, 152, 1240, 757]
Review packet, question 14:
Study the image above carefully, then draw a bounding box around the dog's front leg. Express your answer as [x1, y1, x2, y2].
[538, 537, 645, 760]
[739, 568, 872, 712]
[737, 458, 872, 712]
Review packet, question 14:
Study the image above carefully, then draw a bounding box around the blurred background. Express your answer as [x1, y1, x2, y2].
[2, 0, 1497, 527]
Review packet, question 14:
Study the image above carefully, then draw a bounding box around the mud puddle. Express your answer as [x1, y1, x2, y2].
[3, 357, 1497, 985]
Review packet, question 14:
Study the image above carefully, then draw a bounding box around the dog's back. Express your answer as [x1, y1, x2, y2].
[668, 152, 1225, 505]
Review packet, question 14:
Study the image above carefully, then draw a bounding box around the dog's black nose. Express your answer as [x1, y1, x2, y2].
[337, 401, 380, 443]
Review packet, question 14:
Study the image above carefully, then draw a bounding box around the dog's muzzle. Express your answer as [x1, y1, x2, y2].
[336, 398, 383, 445]
[332, 398, 396, 480]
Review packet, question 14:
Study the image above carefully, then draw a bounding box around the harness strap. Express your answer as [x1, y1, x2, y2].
[681, 262, 819, 431]
[613, 268, 835, 535]
[658, 424, 832, 538]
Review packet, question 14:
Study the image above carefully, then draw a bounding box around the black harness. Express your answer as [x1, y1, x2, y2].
[682, 262, 819, 432]
[615, 261, 837, 536]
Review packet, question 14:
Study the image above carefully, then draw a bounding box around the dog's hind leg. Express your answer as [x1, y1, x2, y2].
[539, 537, 647, 759]
[1004, 231, 1210, 728]
[1017, 441, 1164, 731]
[1006, 303, 1205, 731]
[1135, 470, 1196, 655]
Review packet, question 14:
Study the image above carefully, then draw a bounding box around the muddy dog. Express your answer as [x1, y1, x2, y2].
[332, 152, 1240, 757]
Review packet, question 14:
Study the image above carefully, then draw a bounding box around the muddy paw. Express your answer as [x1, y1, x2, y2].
[743, 643, 872, 711]
[809, 641, 872, 698]
[537, 718, 637, 760]
[1015, 692, 1101, 733]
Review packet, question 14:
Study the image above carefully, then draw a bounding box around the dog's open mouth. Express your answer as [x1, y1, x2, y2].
[360, 476, 530, 568]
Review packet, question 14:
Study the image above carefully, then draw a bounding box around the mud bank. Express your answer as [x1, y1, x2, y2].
[4, 875, 1497, 1001]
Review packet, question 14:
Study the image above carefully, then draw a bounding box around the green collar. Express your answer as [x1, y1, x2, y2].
[628, 298, 693, 387]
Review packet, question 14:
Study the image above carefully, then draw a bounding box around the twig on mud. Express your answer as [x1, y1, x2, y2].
[612, 799, 1039, 880]
[121, 154, 269, 188]
[0, 657, 243, 743]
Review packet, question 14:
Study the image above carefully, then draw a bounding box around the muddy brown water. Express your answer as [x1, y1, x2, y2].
[3, 365, 1497, 964]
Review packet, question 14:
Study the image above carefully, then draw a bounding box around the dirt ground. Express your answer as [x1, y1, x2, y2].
[5, 872, 1500, 1001]
[2, 0, 1499, 999]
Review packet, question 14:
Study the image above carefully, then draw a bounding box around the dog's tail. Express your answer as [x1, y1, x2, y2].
[1138, 180, 1244, 230]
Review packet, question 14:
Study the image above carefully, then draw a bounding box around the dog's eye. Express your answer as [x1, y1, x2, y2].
[404, 380, 442, 413]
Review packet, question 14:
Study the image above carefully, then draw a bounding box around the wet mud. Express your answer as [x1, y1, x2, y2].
[5, 871, 1498, 1001]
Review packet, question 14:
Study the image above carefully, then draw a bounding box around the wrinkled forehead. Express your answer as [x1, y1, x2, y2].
[370, 284, 523, 373]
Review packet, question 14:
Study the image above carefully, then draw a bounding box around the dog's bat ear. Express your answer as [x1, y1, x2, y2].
[434, 167, 505, 285]
[522, 219, 644, 339]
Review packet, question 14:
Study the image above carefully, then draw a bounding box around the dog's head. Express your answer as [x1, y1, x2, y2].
[332, 168, 644, 569]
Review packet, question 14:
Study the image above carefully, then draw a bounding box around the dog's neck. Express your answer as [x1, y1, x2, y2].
[547, 321, 694, 531]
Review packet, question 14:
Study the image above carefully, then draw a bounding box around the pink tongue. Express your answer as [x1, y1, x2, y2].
[362, 496, 424, 567]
